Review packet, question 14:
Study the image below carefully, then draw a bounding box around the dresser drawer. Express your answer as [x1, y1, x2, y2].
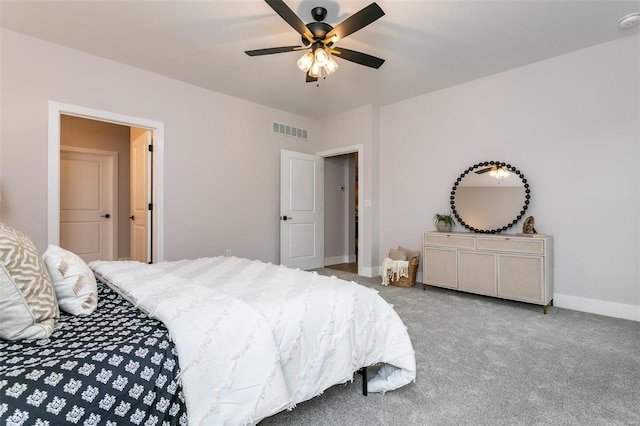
[477, 238, 544, 254]
[424, 233, 475, 249]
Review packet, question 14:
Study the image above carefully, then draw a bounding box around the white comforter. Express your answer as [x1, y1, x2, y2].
[90, 257, 416, 425]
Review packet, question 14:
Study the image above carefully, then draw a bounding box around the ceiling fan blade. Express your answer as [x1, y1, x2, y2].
[325, 3, 385, 42]
[265, 0, 314, 40]
[245, 46, 302, 56]
[332, 47, 385, 68]
[306, 72, 318, 83]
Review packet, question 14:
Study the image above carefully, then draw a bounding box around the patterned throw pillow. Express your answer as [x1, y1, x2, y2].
[0, 222, 59, 340]
[43, 245, 98, 315]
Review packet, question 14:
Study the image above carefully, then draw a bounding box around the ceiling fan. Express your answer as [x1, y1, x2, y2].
[245, 0, 385, 83]
[475, 166, 501, 174]
[476, 164, 511, 180]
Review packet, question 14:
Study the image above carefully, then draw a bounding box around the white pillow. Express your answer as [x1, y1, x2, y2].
[43, 245, 98, 316]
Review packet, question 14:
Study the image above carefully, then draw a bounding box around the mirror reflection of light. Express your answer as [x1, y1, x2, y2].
[489, 168, 510, 180]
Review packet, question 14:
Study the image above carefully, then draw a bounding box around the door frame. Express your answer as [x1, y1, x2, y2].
[60, 146, 119, 260]
[47, 101, 165, 262]
[316, 144, 364, 276]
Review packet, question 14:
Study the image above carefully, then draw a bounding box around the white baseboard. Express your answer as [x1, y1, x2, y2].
[553, 293, 640, 322]
[358, 265, 378, 278]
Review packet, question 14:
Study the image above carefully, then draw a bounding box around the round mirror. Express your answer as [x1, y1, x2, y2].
[450, 161, 530, 233]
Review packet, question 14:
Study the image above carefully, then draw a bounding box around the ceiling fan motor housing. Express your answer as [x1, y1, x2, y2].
[303, 21, 333, 45]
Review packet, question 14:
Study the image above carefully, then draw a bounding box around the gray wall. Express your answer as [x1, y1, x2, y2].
[0, 29, 317, 265]
[1, 29, 638, 320]
[378, 36, 639, 320]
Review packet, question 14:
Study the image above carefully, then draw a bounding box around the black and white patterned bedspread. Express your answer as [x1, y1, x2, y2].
[0, 283, 187, 426]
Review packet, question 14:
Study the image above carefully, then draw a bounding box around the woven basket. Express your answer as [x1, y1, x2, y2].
[390, 256, 419, 287]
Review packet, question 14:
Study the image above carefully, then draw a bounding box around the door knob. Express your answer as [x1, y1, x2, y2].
[100, 214, 111, 219]
[280, 215, 292, 221]
[129, 215, 135, 220]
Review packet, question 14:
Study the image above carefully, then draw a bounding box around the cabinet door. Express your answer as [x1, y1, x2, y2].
[459, 251, 497, 296]
[498, 255, 543, 303]
[424, 247, 457, 288]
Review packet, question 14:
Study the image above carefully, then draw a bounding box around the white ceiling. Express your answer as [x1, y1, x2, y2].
[1, 0, 638, 118]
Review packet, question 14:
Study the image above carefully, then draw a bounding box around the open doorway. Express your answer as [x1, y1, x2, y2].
[47, 101, 165, 262]
[59, 115, 153, 263]
[324, 152, 358, 274]
[60, 115, 130, 261]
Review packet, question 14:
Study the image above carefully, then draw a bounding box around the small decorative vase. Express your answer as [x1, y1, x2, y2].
[436, 221, 452, 232]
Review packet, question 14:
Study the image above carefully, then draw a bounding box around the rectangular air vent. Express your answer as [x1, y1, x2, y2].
[272, 122, 308, 140]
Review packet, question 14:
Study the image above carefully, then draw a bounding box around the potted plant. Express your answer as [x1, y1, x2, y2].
[434, 212, 455, 232]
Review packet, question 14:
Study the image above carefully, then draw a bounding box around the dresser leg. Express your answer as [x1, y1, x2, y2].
[422, 283, 426, 290]
[543, 299, 554, 314]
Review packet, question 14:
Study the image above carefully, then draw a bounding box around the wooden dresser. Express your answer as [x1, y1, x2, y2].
[423, 232, 553, 313]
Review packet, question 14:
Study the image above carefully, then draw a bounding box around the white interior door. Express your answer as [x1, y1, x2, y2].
[130, 128, 151, 263]
[280, 150, 324, 270]
[60, 148, 117, 262]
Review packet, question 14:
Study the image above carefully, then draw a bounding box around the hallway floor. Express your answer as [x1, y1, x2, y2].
[325, 262, 358, 274]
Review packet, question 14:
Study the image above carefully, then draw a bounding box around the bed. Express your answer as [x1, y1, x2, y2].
[1, 220, 416, 425]
[89, 257, 417, 425]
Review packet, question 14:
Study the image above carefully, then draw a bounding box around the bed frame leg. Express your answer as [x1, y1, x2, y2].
[357, 367, 368, 396]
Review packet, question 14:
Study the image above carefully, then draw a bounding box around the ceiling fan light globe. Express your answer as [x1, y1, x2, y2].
[309, 62, 322, 78]
[297, 52, 314, 72]
[314, 48, 329, 66]
[324, 56, 339, 75]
